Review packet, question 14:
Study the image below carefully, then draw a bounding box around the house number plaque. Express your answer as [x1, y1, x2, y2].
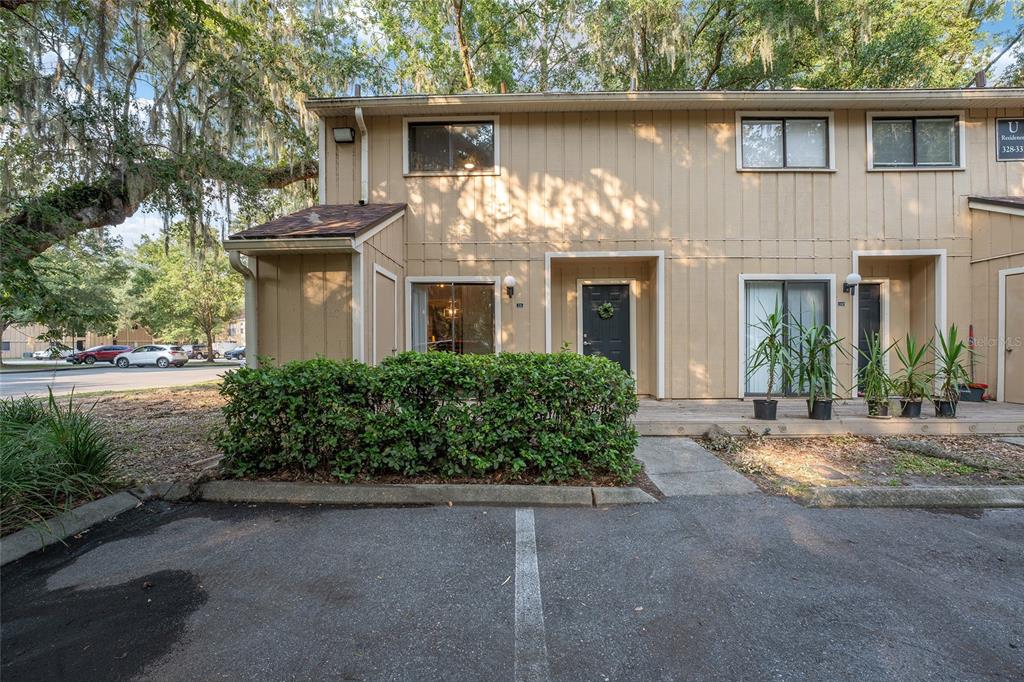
[996, 119, 1024, 162]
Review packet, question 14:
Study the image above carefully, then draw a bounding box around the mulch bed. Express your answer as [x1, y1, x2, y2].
[701, 432, 1024, 496]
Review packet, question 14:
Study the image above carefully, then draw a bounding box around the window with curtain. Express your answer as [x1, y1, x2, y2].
[744, 280, 829, 396]
[871, 116, 958, 168]
[407, 120, 495, 173]
[410, 282, 495, 354]
[740, 117, 829, 169]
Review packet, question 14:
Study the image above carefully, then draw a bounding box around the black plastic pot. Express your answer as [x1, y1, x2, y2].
[753, 399, 778, 420]
[959, 386, 985, 402]
[934, 400, 957, 418]
[867, 399, 889, 417]
[900, 400, 922, 418]
[807, 399, 833, 420]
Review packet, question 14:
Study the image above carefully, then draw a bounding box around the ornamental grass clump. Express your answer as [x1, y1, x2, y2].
[0, 391, 118, 534]
[217, 352, 640, 484]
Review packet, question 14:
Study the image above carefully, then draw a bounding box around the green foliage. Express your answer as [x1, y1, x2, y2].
[1, 230, 129, 337]
[933, 324, 971, 404]
[857, 331, 896, 408]
[894, 334, 933, 402]
[217, 352, 640, 484]
[792, 319, 846, 403]
[744, 301, 792, 401]
[0, 391, 118, 533]
[129, 225, 243, 346]
[893, 454, 975, 477]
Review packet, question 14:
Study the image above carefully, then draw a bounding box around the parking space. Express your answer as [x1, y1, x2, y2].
[2, 498, 1023, 680]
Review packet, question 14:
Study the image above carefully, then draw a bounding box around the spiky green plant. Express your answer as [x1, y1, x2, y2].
[894, 335, 933, 402]
[934, 324, 971, 405]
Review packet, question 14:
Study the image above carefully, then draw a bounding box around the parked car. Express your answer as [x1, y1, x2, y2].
[67, 345, 133, 365]
[223, 346, 245, 360]
[114, 345, 188, 368]
[184, 343, 220, 360]
[32, 345, 73, 359]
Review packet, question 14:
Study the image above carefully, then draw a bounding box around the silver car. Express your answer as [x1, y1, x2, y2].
[114, 344, 188, 368]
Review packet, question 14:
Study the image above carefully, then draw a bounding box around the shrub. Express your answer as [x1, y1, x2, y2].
[217, 352, 640, 483]
[1, 391, 118, 533]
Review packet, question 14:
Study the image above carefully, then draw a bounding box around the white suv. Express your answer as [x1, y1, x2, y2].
[114, 345, 188, 368]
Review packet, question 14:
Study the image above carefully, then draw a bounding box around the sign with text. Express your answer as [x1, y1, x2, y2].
[996, 118, 1024, 162]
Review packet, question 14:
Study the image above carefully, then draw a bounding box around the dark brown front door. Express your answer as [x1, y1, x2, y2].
[581, 284, 630, 373]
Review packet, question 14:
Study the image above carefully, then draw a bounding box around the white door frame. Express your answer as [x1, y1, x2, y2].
[855, 278, 892, 375]
[545, 250, 665, 399]
[850, 249, 947, 396]
[997, 266, 1024, 402]
[372, 264, 398, 365]
[576, 278, 638, 379]
[737, 274, 837, 398]
[404, 275, 503, 353]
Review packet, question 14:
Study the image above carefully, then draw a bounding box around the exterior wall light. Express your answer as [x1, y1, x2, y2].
[503, 275, 517, 298]
[843, 272, 862, 295]
[333, 127, 355, 143]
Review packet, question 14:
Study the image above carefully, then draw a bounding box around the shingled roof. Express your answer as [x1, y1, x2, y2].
[228, 203, 406, 240]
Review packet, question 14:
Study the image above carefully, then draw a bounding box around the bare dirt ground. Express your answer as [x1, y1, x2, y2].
[701, 431, 1024, 496]
[89, 384, 226, 484]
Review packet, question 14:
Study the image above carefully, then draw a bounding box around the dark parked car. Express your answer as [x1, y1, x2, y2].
[223, 346, 245, 360]
[67, 345, 133, 365]
[185, 344, 220, 360]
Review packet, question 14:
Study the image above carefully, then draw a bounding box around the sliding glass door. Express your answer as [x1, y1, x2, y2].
[411, 282, 496, 354]
[744, 279, 829, 396]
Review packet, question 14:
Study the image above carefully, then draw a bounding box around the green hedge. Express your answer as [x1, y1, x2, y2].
[217, 352, 639, 483]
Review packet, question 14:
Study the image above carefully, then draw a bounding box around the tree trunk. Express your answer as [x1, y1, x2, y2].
[2, 157, 317, 269]
[451, 0, 475, 90]
[204, 327, 216, 363]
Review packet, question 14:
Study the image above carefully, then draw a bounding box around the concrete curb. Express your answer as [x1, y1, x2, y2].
[0, 492, 141, 566]
[197, 480, 658, 508]
[802, 485, 1024, 508]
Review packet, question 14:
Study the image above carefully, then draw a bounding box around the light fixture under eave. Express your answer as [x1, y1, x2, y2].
[503, 275, 517, 298]
[333, 127, 355, 143]
[843, 272, 862, 295]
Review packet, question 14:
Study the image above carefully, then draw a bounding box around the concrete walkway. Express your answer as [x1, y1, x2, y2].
[635, 437, 759, 496]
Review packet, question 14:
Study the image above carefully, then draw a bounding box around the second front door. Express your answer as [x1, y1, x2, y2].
[581, 283, 631, 373]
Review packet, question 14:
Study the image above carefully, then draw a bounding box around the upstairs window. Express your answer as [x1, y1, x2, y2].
[405, 119, 496, 174]
[870, 115, 960, 169]
[739, 116, 830, 170]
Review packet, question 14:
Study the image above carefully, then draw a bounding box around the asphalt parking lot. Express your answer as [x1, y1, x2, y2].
[2, 496, 1022, 681]
[0, 361, 235, 397]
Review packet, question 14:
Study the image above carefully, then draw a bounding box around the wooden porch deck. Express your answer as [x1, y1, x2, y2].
[635, 399, 1024, 437]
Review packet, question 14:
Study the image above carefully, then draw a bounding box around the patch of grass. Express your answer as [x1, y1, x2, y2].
[0, 391, 119, 534]
[734, 454, 775, 477]
[828, 434, 859, 447]
[892, 454, 976, 477]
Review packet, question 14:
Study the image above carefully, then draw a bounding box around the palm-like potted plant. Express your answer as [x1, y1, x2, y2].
[933, 324, 971, 418]
[745, 304, 792, 420]
[794, 320, 846, 420]
[858, 331, 895, 417]
[894, 334, 932, 418]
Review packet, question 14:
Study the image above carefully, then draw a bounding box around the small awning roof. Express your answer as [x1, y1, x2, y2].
[227, 203, 406, 240]
[967, 196, 1024, 216]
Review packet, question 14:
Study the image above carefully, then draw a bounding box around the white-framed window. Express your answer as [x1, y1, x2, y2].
[406, 277, 501, 354]
[867, 112, 965, 170]
[735, 112, 834, 171]
[403, 116, 499, 175]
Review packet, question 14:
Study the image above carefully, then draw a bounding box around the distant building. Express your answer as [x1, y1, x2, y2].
[1, 323, 156, 359]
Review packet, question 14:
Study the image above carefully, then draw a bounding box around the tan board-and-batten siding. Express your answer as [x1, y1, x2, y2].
[317, 106, 1023, 398]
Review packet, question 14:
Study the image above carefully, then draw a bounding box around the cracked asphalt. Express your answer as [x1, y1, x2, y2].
[2, 496, 1022, 681]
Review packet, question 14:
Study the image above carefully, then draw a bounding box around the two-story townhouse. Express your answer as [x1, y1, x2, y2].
[224, 89, 1024, 403]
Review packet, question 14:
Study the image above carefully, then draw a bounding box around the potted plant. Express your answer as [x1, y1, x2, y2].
[794, 320, 845, 420]
[858, 331, 895, 417]
[894, 335, 932, 418]
[933, 324, 971, 418]
[745, 304, 792, 420]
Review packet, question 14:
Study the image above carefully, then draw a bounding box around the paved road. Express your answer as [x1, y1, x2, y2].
[2, 496, 1022, 680]
[0, 362, 235, 397]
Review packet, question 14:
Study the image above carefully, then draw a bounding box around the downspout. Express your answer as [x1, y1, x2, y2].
[228, 251, 258, 369]
[355, 106, 368, 205]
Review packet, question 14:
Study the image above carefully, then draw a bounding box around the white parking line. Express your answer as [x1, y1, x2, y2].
[514, 508, 551, 682]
